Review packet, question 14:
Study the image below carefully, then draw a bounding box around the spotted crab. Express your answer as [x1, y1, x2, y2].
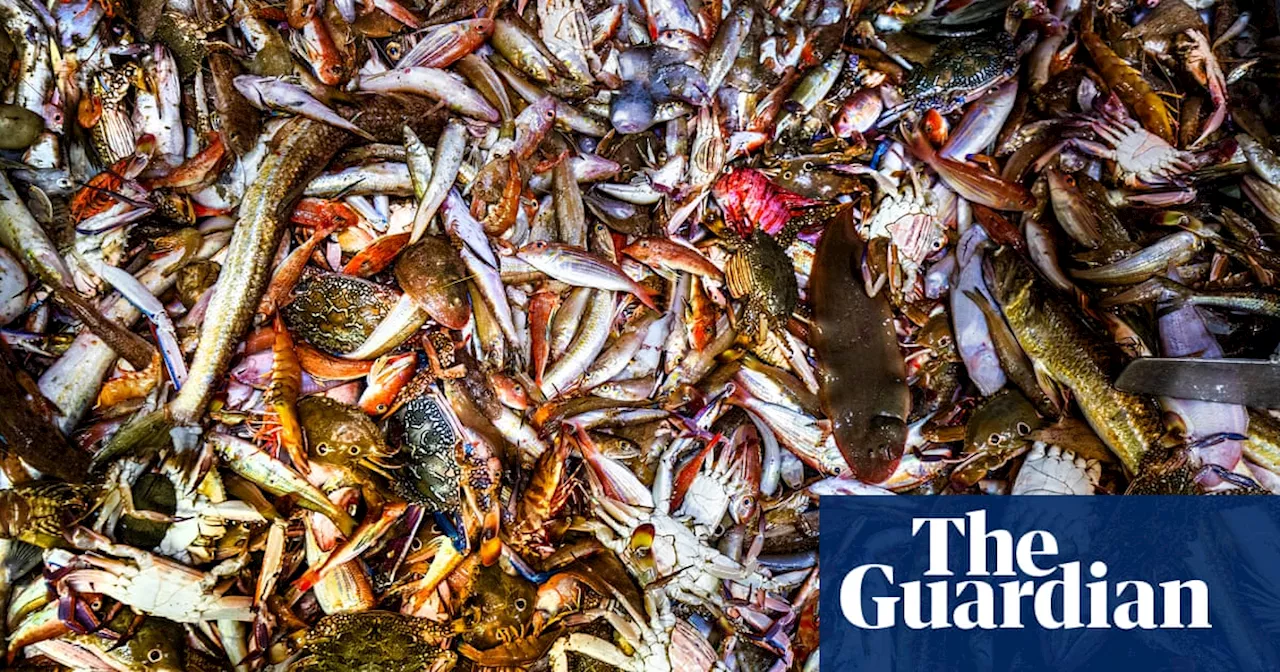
[289, 611, 458, 672]
[879, 32, 1022, 125]
[282, 274, 400, 356]
[391, 392, 463, 512]
[718, 199, 841, 367]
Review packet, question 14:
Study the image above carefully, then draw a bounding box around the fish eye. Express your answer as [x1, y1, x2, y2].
[938, 336, 951, 347]
[317, 443, 330, 455]
[514, 598, 528, 610]
[147, 648, 164, 663]
[802, 161, 814, 171]
[411, 537, 423, 550]
[783, 171, 793, 179]
[348, 445, 361, 456]
[988, 433, 1002, 446]
[931, 239, 944, 250]
[1063, 175, 1075, 187]
[1016, 422, 1031, 435]
[377, 404, 387, 412]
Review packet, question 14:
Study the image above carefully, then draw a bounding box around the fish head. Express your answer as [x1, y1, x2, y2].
[984, 246, 1036, 311]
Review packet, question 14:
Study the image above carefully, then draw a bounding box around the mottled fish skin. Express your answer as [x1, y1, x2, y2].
[1245, 409, 1280, 477]
[295, 611, 455, 671]
[0, 481, 97, 548]
[170, 100, 444, 425]
[988, 248, 1162, 474]
[208, 53, 262, 156]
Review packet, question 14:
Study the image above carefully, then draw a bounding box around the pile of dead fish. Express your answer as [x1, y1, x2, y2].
[1, 0, 1279, 666]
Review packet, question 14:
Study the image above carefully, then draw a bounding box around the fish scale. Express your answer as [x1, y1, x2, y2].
[171, 100, 445, 426]
[989, 250, 1163, 474]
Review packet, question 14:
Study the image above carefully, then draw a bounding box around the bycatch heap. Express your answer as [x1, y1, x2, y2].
[0, 0, 1277, 667]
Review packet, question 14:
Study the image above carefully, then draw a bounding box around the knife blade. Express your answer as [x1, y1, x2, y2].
[1115, 357, 1280, 408]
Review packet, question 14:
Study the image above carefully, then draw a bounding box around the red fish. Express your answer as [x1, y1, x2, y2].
[712, 167, 818, 237]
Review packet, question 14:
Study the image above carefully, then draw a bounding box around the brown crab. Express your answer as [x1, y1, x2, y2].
[289, 611, 457, 672]
[297, 396, 400, 493]
[720, 204, 842, 365]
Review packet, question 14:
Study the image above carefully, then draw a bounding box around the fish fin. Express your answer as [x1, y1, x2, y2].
[901, 124, 937, 164]
[1, 539, 42, 581]
[1033, 363, 1066, 415]
[670, 436, 718, 511]
[92, 408, 173, 472]
[293, 568, 321, 594]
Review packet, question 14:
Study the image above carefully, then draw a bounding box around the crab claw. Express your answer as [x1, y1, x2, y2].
[668, 434, 719, 512]
[1181, 30, 1227, 148]
[55, 589, 114, 635]
[458, 626, 565, 666]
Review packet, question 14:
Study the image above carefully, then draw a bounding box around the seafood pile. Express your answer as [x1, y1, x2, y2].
[1, 0, 1279, 665]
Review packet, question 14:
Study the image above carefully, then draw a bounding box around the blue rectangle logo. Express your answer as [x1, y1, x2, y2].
[819, 497, 1280, 672]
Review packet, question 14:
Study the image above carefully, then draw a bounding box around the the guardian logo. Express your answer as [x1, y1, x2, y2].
[840, 510, 1211, 631]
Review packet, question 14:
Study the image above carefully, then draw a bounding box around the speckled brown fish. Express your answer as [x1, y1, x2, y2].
[988, 248, 1162, 474]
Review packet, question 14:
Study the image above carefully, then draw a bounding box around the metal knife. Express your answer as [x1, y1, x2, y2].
[1115, 357, 1280, 408]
